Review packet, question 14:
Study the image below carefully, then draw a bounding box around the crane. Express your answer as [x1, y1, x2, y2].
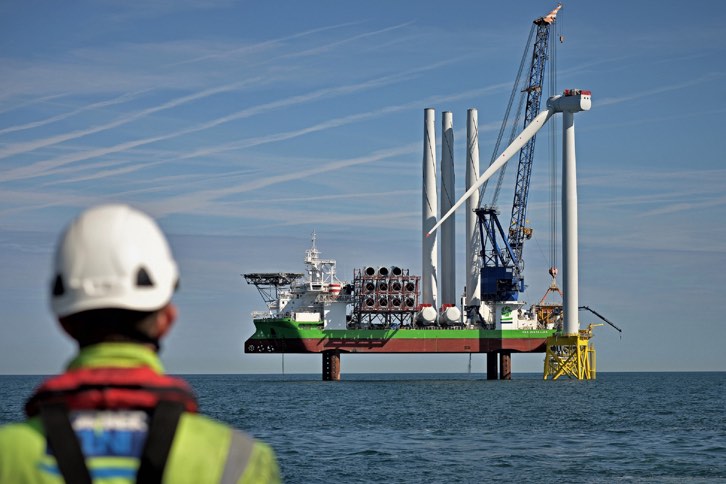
[474, 4, 562, 303]
[506, 4, 561, 271]
[423, 4, 572, 334]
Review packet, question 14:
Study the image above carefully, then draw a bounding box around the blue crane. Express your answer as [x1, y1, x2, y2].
[478, 4, 561, 302]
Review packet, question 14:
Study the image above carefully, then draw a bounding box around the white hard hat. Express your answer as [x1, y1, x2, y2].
[51, 204, 179, 318]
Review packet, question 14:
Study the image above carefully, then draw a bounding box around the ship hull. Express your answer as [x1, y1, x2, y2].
[245, 318, 554, 354]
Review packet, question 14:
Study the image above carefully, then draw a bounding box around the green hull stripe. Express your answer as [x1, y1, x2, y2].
[250, 318, 555, 340]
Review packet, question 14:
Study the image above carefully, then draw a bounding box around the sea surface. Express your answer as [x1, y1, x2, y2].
[2, 372, 724, 483]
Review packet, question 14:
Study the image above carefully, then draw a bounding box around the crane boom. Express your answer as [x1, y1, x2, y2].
[541, 4, 562, 24]
[506, 5, 561, 270]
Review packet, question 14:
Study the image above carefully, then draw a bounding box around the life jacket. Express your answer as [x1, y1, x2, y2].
[25, 366, 198, 416]
[24, 367, 200, 484]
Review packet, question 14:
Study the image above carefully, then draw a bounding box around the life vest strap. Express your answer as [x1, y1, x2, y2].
[39, 401, 184, 484]
[39, 403, 93, 484]
[136, 400, 184, 484]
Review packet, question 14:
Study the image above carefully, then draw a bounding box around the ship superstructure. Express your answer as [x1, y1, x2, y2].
[244, 233, 352, 330]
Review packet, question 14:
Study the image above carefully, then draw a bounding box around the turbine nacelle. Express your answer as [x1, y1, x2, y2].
[547, 89, 591, 113]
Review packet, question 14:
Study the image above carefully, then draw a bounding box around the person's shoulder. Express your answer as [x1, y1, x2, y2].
[177, 411, 235, 439]
[177, 413, 276, 457]
[0, 418, 47, 462]
[175, 413, 281, 483]
[0, 417, 43, 443]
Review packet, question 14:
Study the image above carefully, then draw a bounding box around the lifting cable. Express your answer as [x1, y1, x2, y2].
[479, 24, 535, 206]
[490, 86, 526, 207]
[549, 15, 559, 277]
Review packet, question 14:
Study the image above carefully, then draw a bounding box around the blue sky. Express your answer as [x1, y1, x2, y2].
[1, 1, 724, 375]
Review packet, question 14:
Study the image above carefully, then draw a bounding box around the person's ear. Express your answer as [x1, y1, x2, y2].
[155, 303, 177, 338]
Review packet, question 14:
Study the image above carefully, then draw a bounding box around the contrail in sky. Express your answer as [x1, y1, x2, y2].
[0, 90, 149, 136]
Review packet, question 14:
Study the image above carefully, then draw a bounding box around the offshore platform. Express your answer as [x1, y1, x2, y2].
[243, 4, 620, 380]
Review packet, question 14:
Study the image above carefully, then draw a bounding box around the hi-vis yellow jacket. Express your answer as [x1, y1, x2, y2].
[0, 344, 281, 483]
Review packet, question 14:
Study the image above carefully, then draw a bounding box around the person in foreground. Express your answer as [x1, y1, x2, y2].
[0, 204, 281, 483]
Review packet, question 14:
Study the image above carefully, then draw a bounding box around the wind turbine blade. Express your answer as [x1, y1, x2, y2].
[426, 108, 554, 237]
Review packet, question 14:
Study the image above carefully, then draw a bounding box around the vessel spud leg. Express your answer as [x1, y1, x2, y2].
[322, 350, 341, 381]
[499, 352, 512, 380]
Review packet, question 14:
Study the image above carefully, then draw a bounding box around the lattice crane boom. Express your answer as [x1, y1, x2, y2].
[506, 4, 561, 272]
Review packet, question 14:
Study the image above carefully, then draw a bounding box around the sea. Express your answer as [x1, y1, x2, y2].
[1, 372, 724, 483]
